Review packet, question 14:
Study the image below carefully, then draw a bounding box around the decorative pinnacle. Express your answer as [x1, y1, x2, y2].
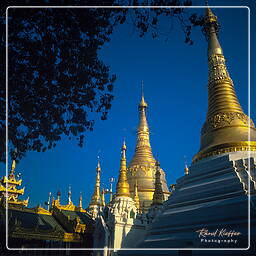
[129, 84, 155, 167]
[116, 142, 130, 197]
[152, 160, 164, 205]
[97, 156, 101, 172]
[203, 3, 219, 41]
[11, 160, 16, 174]
[68, 185, 72, 204]
[139, 81, 148, 109]
[79, 192, 83, 208]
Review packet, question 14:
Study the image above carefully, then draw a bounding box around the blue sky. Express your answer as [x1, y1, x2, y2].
[3, 3, 255, 208]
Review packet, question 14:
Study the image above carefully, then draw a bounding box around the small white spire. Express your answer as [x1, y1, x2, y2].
[68, 185, 72, 204]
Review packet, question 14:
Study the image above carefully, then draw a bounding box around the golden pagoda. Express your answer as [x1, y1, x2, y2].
[0, 160, 29, 207]
[87, 157, 102, 218]
[127, 90, 169, 209]
[193, 6, 256, 162]
[116, 141, 130, 197]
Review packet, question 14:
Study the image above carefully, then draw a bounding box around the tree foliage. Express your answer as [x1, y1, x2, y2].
[0, 0, 204, 162]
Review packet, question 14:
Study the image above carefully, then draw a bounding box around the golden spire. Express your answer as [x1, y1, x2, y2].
[193, 7, 256, 162]
[89, 157, 101, 206]
[152, 161, 164, 205]
[129, 85, 155, 166]
[11, 160, 16, 175]
[116, 141, 130, 197]
[0, 159, 28, 207]
[79, 192, 82, 208]
[127, 84, 169, 210]
[133, 180, 140, 209]
[68, 185, 72, 204]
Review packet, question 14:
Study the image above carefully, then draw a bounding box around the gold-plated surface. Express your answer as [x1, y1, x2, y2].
[184, 165, 189, 175]
[127, 94, 169, 209]
[193, 7, 256, 162]
[0, 160, 28, 207]
[116, 141, 130, 197]
[152, 161, 164, 205]
[52, 198, 86, 212]
[88, 158, 101, 208]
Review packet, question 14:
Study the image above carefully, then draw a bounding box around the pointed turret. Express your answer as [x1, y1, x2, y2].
[127, 83, 169, 210]
[152, 161, 165, 205]
[116, 141, 130, 197]
[88, 157, 101, 208]
[193, 6, 256, 162]
[79, 193, 83, 208]
[130, 89, 155, 167]
[133, 180, 140, 209]
[0, 160, 28, 207]
[68, 185, 72, 204]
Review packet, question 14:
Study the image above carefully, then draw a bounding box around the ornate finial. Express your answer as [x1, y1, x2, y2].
[109, 177, 115, 202]
[79, 192, 82, 208]
[97, 155, 101, 171]
[68, 185, 72, 204]
[152, 161, 164, 205]
[193, 6, 256, 162]
[11, 160, 16, 171]
[116, 142, 130, 197]
[88, 157, 101, 208]
[46, 192, 52, 210]
[139, 81, 148, 109]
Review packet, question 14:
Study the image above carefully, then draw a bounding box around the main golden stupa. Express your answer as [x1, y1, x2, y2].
[193, 7, 256, 162]
[127, 93, 170, 209]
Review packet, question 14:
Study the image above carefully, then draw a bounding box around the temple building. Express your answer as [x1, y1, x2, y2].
[0, 160, 95, 255]
[120, 6, 256, 256]
[1, 5, 255, 256]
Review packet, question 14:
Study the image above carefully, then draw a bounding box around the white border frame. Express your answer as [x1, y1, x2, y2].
[5, 5, 251, 252]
